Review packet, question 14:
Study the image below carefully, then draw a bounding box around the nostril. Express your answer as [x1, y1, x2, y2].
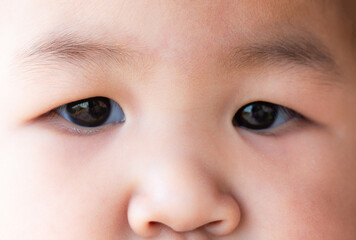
[127, 198, 163, 238]
[207, 220, 223, 227]
[148, 221, 159, 228]
[147, 221, 162, 234]
[204, 217, 240, 236]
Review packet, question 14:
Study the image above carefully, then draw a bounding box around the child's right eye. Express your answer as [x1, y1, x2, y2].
[55, 97, 125, 128]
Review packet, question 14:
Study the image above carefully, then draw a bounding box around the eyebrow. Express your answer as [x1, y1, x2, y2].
[19, 32, 138, 70]
[229, 34, 338, 75]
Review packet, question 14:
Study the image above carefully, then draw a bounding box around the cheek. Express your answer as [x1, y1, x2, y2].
[232, 127, 356, 239]
[270, 174, 356, 239]
[0, 126, 132, 238]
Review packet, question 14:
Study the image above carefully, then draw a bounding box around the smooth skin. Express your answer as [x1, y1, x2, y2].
[0, 0, 355, 239]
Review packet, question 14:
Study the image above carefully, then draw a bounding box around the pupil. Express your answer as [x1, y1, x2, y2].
[251, 104, 274, 123]
[235, 102, 277, 129]
[66, 97, 111, 127]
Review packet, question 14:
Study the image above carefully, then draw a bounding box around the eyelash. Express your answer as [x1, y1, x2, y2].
[45, 98, 306, 136]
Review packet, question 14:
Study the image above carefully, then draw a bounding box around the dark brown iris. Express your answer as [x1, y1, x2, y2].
[66, 97, 111, 127]
[233, 102, 278, 130]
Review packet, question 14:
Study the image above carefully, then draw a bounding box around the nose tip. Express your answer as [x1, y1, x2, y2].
[128, 190, 241, 238]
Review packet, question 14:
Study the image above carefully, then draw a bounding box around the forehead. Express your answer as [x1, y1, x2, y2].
[1, 0, 331, 53]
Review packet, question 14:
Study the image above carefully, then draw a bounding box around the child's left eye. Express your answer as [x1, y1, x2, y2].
[232, 101, 304, 131]
[55, 97, 125, 128]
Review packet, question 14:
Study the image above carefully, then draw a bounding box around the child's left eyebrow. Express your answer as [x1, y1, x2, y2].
[227, 33, 339, 78]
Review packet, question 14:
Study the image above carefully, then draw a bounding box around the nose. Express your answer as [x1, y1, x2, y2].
[127, 154, 241, 238]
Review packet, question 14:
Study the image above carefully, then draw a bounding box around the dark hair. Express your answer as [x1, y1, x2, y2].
[340, 0, 356, 39]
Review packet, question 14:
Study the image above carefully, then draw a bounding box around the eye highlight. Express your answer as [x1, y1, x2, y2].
[232, 101, 303, 131]
[56, 97, 125, 128]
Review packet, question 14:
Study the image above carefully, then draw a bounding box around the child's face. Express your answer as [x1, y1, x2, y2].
[1, 0, 356, 239]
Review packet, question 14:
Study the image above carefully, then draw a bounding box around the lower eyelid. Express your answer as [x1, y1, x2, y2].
[43, 110, 114, 136]
[250, 116, 308, 136]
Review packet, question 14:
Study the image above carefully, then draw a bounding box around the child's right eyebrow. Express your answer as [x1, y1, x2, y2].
[15, 28, 339, 87]
[19, 32, 141, 70]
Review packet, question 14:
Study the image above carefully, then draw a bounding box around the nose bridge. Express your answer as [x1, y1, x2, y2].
[136, 119, 220, 199]
[138, 112, 222, 182]
[141, 101, 219, 151]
